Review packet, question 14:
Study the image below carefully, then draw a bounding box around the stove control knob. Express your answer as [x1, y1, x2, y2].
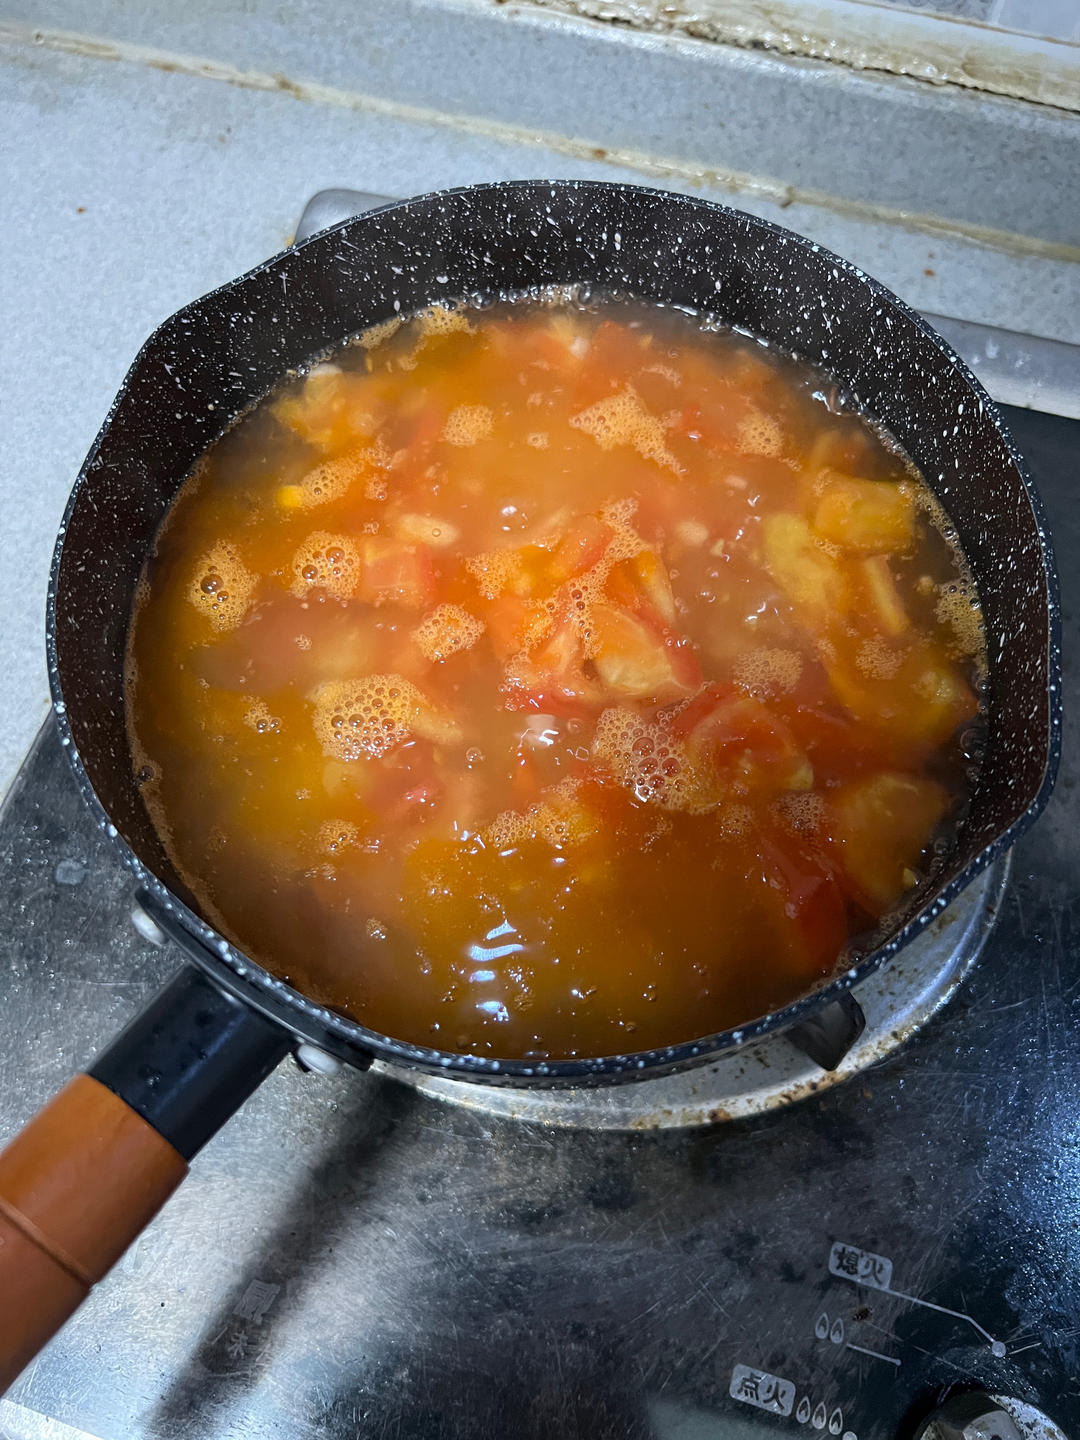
[914, 1394, 1063, 1440]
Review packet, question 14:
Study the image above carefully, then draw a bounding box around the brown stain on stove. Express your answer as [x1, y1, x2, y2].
[4, 20, 1079, 266]
[508, 0, 1080, 113]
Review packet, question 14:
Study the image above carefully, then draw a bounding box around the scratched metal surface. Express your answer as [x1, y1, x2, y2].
[0, 405, 1077, 1439]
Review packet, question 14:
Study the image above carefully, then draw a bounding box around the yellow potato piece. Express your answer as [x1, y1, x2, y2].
[830, 772, 949, 913]
[763, 513, 848, 619]
[827, 642, 976, 750]
[858, 555, 909, 637]
[395, 513, 461, 547]
[273, 367, 375, 452]
[813, 475, 915, 555]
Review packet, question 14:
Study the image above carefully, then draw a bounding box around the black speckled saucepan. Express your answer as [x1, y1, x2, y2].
[0, 181, 1060, 1386]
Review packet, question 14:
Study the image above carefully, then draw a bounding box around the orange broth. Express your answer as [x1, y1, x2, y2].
[126, 296, 986, 1060]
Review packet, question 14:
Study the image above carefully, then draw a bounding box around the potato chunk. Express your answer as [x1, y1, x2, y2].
[813, 475, 915, 555]
[763, 513, 849, 620]
[830, 772, 949, 912]
[826, 641, 976, 751]
[857, 555, 909, 637]
[273, 366, 376, 452]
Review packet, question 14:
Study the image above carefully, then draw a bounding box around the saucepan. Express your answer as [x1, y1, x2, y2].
[0, 180, 1060, 1387]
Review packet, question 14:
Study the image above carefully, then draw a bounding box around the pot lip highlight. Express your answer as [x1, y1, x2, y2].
[45, 178, 1063, 1086]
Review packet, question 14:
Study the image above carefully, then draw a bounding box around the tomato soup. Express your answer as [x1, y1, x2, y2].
[126, 296, 986, 1060]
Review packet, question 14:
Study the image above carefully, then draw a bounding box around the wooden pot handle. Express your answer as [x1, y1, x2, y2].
[0, 1074, 187, 1389]
[0, 962, 292, 1393]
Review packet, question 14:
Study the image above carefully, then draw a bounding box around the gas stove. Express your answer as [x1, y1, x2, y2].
[0, 194, 1077, 1440]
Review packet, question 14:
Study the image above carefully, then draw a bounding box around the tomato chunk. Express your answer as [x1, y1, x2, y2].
[672, 682, 813, 796]
[590, 604, 701, 704]
[547, 514, 614, 582]
[752, 824, 851, 979]
[359, 537, 436, 609]
[503, 615, 598, 714]
[605, 549, 679, 628]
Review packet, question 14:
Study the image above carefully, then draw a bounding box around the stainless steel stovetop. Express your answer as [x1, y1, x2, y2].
[0, 195, 1077, 1440]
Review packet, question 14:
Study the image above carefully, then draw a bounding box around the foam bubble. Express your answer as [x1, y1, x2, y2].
[643, 363, 682, 385]
[417, 304, 473, 340]
[772, 791, 826, 836]
[566, 503, 647, 655]
[733, 647, 802, 695]
[318, 819, 361, 854]
[856, 636, 903, 679]
[465, 549, 519, 600]
[412, 604, 485, 662]
[599, 498, 648, 563]
[444, 405, 493, 446]
[365, 438, 393, 489]
[188, 543, 256, 631]
[313, 675, 462, 760]
[935, 581, 984, 660]
[516, 601, 556, 651]
[530, 282, 584, 308]
[483, 777, 597, 850]
[291, 532, 362, 600]
[526, 432, 549, 449]
[736, 407, 784, 457]
[715, 803, 754, 839]
[481, 808, 529, 850]
[292, 441, 388, 509]
[470, 499, 648, 658]
[243, 699, 281, 734]
[356, 316, 403, 350]
[591, 707, 709, 813]
[570, 386, 680, 473]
